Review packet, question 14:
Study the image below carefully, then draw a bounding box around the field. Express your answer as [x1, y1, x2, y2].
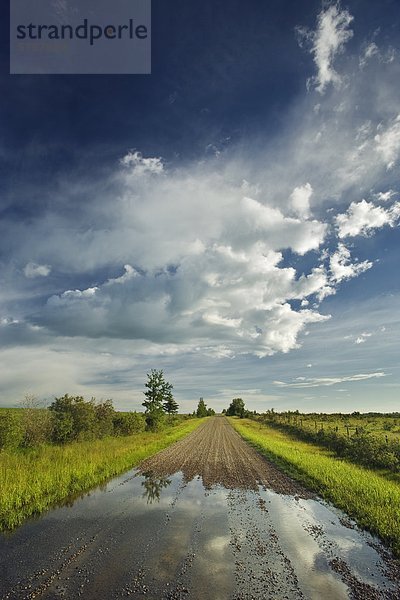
[231, 417, 400, 556]
[255, 410, 400, 473]
[261, 410, 400, 441]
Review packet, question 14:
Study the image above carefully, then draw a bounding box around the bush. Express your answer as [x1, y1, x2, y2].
[145, 411, 165, 432]
[0, 412, 23, 450]
[50, 394, 117, 443]
[94, 400, 115, 438]
[113, 412, 146, 436]
[20, 396, 53, 447]
[52, 412, 74, 444]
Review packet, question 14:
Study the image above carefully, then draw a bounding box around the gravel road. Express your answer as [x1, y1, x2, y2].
[139, 416, 312, 496]
[0, 416, 399, 600]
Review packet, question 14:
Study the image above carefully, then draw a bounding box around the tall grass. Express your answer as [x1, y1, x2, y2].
[0, 418, 205, 531]
[256, 412, 400, 472]
[231, 418, 400, 557]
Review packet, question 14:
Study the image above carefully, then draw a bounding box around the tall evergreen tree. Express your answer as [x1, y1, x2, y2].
[163, 389, 179, 415]
[143, 369, 174, 430]
[196, 397, 208, 417]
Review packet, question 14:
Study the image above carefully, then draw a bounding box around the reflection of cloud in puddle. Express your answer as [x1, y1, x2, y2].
[263, 490, 395, 593]
[206, 535, 230, 554]
[261, 490, 349, 599]
[300, 496, 390, 586]
[206, 487, 230, 506]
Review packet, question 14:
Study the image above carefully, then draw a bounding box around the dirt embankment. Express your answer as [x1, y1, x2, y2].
[139, 416, 312, 497]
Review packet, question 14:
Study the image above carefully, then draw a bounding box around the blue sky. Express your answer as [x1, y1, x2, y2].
[1, 0, 400, 413]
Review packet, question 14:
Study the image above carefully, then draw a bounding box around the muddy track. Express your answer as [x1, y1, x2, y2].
[139, 416, 311, 497]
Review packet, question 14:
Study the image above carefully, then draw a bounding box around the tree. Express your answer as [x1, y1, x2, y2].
[226, 398, 246, 418]
[163, 390, 179, 416]
[143, 369, 173, 430]
[196, 397, 208, 418]
[49, 394, 97, 442]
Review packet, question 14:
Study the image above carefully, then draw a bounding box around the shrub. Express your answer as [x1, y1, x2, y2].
[49, 394, 116, 442]
[52, 411, 74, 444]
[94, 399, 115, 438]
[0, 411, 23, 450]
[145, 411, 165, 432]
[20, 395, 53, 447]
[113, 412, 146, 436]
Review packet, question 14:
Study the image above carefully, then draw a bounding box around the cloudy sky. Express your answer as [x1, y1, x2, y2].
[1, 0, 400, 412]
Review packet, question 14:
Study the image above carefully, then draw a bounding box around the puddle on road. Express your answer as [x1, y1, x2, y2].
[263, 490, 392, 589]
[257, 488, 398, 598]
[0, 467, 399, 599]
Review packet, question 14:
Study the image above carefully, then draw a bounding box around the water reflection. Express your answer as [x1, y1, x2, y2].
[140, 471, 172, 504]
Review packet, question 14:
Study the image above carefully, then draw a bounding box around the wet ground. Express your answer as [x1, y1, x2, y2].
[0, 417, 399, 599]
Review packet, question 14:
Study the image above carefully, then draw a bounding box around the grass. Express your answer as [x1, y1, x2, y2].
[230, 417, 400, 557]
[264, 411, 400, 442]
[0, 418, 205, 531]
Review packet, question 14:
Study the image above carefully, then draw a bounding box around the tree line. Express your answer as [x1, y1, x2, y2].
[0, 394, 147, 449]
[0, 369, 219, 450]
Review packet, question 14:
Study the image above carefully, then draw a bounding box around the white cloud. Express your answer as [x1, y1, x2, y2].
[329, 243, 372, 283]
[375, 114, 400, 170]
[41, 239, 330, 358]
[355, 332, 372, 344]
[120, 150, 164, 176]
[10, 123, 397, 363]
[59, 287, 98, 300]
[359, 42, 379, 68]
[1, 317, 19, 326]
[23, 262, 51, 278]
[298, 3, 354, 94]
[274, 372, 386, 388]
[290, 182, 313, 218]
[336, 199, 400, 238]
[294, 265, 334, 302]
[106, 264, 139, 285]
[359, 41, 398, 69]
[238, 196, 326, 254]
[374, 190, 396, 202]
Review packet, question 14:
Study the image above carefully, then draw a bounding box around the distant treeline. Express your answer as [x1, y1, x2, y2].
[0, 395, 189, 450]
[254, 410, 400, 473]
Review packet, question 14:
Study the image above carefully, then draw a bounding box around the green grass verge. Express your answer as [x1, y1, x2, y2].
[0, 418, 205, 531]
[230, 418, 400, 557]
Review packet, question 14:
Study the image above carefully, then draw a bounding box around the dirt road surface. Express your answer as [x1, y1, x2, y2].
[139, 416, 312, 495]
[1, 416, 399, 600]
